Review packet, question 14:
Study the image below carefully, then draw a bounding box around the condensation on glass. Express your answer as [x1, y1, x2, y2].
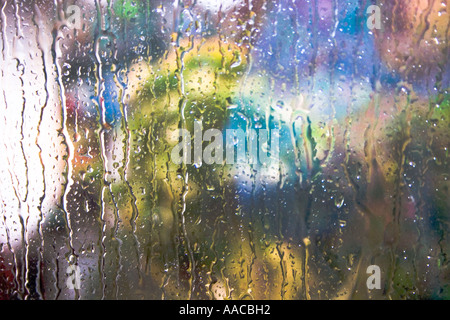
[0, 0, 448, 300]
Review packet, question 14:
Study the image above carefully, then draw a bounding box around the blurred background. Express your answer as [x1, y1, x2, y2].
[0, 0, 448, 300]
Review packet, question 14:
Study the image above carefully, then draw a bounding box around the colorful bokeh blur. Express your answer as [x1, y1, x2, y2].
[0, 0, 448, 300]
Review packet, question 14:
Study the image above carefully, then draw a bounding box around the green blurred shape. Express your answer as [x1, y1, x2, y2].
[113, 0, 142, 21]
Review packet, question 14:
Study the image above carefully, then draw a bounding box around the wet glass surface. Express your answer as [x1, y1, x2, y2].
[0, 0, 449, 300]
